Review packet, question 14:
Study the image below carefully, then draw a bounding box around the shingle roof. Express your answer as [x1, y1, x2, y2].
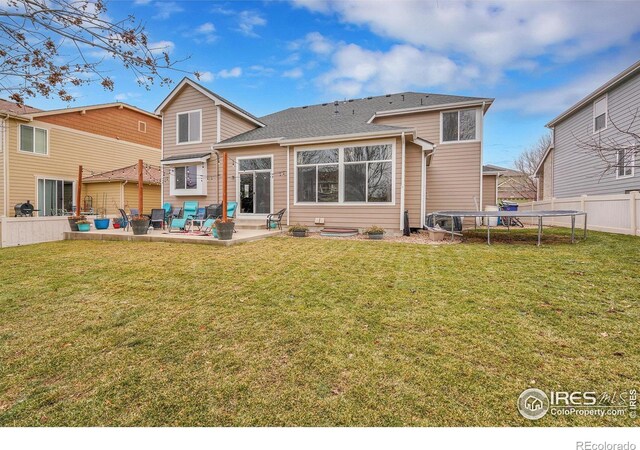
[0, 98, 42, 115]
[219, 91, 492, 144]
[83, 163, 161, 184]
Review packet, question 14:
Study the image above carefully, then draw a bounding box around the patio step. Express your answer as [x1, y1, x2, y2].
[234, 219, 269, 230]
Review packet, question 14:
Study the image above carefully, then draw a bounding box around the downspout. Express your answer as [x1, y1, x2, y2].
[1, 114, 7, 217]
[121, 180, 128, 210]
[400, 132, 406, 231]
[479, 102, 486, 214]
[216, 106, 221, 203]
[420, 147, 426, 228]
[286, 145, 290, 226]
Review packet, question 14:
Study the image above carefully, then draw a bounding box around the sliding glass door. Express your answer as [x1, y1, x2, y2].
[37, 178, 74, 216]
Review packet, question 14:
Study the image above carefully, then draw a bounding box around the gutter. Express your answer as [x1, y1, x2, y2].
[367, 99, 494, 123]
[280, 129, 415, 146]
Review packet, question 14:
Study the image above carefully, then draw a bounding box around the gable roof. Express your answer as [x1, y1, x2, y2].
[0, 98, 42, 115]
[83, 163, 161, 185]
[534, 143, 554, 176]
[155, 77, 264, 127]
[218, 91, 493, 146]
[29, 102, 159, 120]
[546, 59, 640, 128]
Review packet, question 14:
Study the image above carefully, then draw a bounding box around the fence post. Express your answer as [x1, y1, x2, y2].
[551, 197, 556, 226]
[581, 194, 588, 234]
[631, 191, 638, 236]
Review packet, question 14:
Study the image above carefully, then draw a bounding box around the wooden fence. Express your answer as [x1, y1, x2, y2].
[519, 192, 640, 236]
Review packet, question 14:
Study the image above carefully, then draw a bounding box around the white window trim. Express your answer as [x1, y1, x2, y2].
[175, 109, 202, 145]
[235, 154, 275, 217]
[293, 139, 396, 206]
[168, 162, 207, 196]
[593, 94, 608, 134]
[616, 147, 635, 180]
[18, 124, 49, 157]
[439, 108, 481, 145]
[35, 176, 76, 216]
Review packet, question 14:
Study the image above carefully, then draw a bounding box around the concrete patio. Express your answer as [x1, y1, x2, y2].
[64, 226, 283, 246]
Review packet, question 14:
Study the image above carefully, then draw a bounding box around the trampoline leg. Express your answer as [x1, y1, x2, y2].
[537, 217, 542, 247]
[583, 213, 588, 240]
[450, 216, 454, 242]
[571, 215, 576, 243]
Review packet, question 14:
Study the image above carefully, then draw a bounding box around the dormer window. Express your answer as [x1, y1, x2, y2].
[176, 110, 201, 144]
[593, 96, 607, 132]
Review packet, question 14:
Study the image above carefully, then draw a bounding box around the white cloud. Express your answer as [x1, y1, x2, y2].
[198, 71, 215, 82]
[153, 2, 183, 20]
[218, 67, 242, 78]
[318, 43, 465, 97]
[149, 40, 175, 55]
[196, 22, 215, 34]
[114, 92, 141, 102]
[133, 0, 151, 5]
[292, 0, 640, 73]
[290, 32, 335, 55]
[237, 11, 267, 37]
[191, 22, 217, 43]
[283, 68, 304, 79]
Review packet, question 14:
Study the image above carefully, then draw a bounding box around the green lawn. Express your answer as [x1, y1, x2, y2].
[0, 229, 638, 426]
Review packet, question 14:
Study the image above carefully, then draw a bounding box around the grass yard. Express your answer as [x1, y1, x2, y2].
[0, 229, 638, 426]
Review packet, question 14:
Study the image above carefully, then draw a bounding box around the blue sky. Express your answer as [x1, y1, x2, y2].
[30, 0, 640, 167]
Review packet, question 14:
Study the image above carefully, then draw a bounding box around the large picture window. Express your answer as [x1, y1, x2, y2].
[295, 143, 393, 204]
[20, 124, 48, 154]
[176, 110, 201, 144]
[442, 109, 477, 142]
[169, 162, 207, 196]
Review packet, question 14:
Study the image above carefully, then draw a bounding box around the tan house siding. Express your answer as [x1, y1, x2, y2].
[541, 148, 554, 200]
[374, 110, 483, 215]
[6, 118, 160, 214]
[219, 108, 257, 141]
[123, 183, 161, 214]
[482, 175, 497, 208]
[404, 143, 424, 227]
[36, 106, 161, 148]
[162, 84, 218, 159]
[83, 182, 123, 216]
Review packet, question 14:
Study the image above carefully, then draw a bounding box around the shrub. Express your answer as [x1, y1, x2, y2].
[288, 223, 309, 233]
[364, 225, 385, 235]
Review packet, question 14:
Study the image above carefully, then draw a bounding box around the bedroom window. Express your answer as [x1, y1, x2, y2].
[19, 124, 48, 154]
[442, 109, 477, 142]
[616, 148, 634, 179]
[295, 143, 393, 204]
[594, 96, 607, 132]
[176, 110, 201, 144]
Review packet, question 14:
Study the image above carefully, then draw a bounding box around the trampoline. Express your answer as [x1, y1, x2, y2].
[431, 210, 588, 246]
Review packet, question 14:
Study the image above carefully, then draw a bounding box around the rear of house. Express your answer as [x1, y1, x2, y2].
[157, 78, 494, 233]
[537, 60, 640, 199]
[0, 102, 161, 217]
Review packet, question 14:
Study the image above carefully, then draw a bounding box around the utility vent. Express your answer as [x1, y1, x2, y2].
[386, 94, 391, 97]
[302, 106, 308, 109]
[367, 96, 372, 100]
[322, 103, 328, 106]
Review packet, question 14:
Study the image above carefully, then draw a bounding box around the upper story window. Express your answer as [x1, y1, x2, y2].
[176, 110, 201, 144]
[138, 121, 147, 133]
[19, 124, 48, 155]
[616, 148, 635, 179]
[593, 96, 607, 132]
[442, 109, 477, 143]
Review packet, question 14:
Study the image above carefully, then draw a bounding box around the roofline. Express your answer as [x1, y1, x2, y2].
[0, 111, 32, 122]
[546, 59, 640, 128]
[534, 143, 554, 176]
[161, 154, 211, 165]
[213, 129, 416, 149]
[279, 128, 415, 146]
[28, 102, 159, 120]
[154, 78, 265, 127]
[366, 99, 494, 123]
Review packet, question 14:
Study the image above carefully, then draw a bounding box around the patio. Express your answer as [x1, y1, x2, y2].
[64, 226, 283, 246]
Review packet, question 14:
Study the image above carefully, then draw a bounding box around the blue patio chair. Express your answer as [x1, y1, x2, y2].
[191, 207, 207, 230]
[118, 208, 130, 231]
[163, 202, 172, 221]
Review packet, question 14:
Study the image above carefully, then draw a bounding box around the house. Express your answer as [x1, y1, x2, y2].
[156, 78, 494, 232]
[483, 164, 537, 203]
[82, 163, 161, 216]
[536, 60, 640, 199]
[0, 100, 162, 217]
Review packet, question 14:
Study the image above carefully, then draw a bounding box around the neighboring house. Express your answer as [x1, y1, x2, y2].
[0, 101, 161, 217]
[156, 78, 494, 232]
[82, 163, 161, 216]
[536, 60, 640, 199]
[483, 164, 536, 202]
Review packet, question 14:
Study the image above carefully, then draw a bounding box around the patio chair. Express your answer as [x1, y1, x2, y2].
[150, 208, 166, 230]
[129, 207, 139, 218]
[168, 212, 190, 233]
[266, 208, 286, 230]
[168, 207, 181, 225]
[190, 207, 207, 230]
[162, 202, 172, 221]
[205, 204, 222, 220]
[183, 201, 199, 220]
[117, 208, 130, 231]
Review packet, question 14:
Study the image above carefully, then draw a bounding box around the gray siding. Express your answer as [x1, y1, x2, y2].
[554, 72, 640, 198]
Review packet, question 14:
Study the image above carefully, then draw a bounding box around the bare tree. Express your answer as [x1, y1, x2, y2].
[511, 133, 551, 199]
[574, 107, 640, 177]
[0, 0, 196, 105]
